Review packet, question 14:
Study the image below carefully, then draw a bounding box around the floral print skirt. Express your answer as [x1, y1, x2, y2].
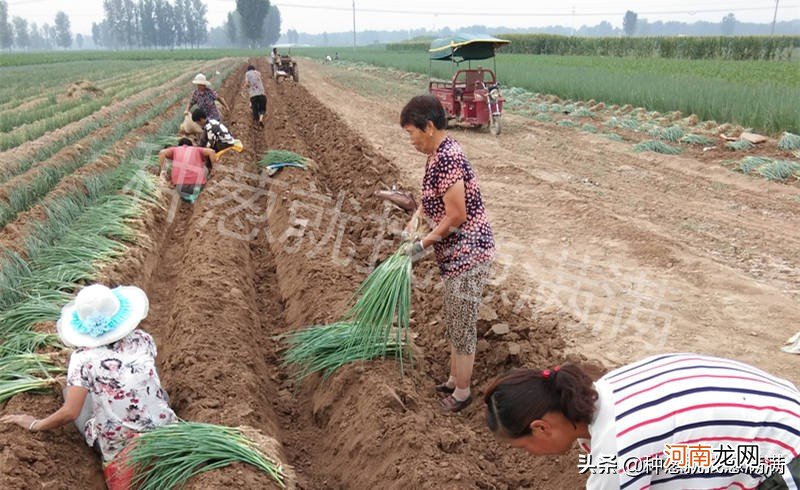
[443, 261, 491, 355]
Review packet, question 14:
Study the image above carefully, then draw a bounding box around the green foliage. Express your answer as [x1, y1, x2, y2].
[633, 140, 683, 155]
[726, 139, 755, 151]
[756, 160, 800, 181]
[660, 126, 685, 142]
[259, 150, 307, 166]
[0, 49, 264, 68]
[778, 132, 800, 150]
[484, 34, 800, 60]
[126, 422, 285, 490]
[680, 134, 716, 145]
[602, 132, 624, 141]
[738, 156, 773, 174]
[284, 247, 412, 380]
[570, 107, 595, 118]
[295, 48, 799, 134]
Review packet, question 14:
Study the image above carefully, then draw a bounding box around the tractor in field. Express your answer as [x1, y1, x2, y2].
[428, 33, 510, 135]
[273, 53, 299, 83]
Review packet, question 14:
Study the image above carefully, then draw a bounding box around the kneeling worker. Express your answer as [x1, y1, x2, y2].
[158, 138, 218, 203]
[192, 108, 236, 153]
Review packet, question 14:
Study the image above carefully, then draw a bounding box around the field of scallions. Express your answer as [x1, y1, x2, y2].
[1, 45, 798, 490]
[0, 50, 584, 489]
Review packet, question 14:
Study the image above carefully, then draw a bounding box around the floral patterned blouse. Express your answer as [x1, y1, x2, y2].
[421, 136, 495, 278]
[66, 329, 176, 462]
[190, 87, 221, 121]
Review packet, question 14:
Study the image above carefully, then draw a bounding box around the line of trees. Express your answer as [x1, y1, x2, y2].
[0, 1, 73, 49]
[92, 0, 208, 49]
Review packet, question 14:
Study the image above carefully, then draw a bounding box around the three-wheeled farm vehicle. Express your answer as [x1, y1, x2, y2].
[428, 33, 510, 135]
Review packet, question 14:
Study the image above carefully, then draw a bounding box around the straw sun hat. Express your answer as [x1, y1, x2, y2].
[57, 285, 149, 348]
[192, 73, 211, 86]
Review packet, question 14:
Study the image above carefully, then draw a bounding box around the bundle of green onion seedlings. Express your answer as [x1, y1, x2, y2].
[124, 422, 285, 489]
[0, 352, 64, 403]
[284, 246, 413, 379]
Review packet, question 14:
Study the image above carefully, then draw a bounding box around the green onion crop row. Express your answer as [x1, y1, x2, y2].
[125, 422, 285, 490]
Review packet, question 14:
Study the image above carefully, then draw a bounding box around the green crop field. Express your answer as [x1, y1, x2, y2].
[0, 48, 263, 67]
[295, 47, 800, 135]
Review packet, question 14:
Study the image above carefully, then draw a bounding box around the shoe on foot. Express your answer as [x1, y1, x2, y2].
[781, 331, 800, 354]
[439, 394, 472, 413]
[434, 383, 455, 395]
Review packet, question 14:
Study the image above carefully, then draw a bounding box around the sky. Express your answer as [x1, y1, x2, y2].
[4, 0, 799, 35]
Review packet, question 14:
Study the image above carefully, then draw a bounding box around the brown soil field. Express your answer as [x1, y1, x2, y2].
[1, 55, 798, 490]
[299, 58, 800, 382]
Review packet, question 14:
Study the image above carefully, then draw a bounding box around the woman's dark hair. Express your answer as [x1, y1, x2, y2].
[400, 95, 447, 131]
[247, 65, 256, 71]
[191, 108, 207, 122]
[484, 364, 598, 439]
[178, 138, 193, 146]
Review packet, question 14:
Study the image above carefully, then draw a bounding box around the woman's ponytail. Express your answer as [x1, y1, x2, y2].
[484, 364, 598, 439]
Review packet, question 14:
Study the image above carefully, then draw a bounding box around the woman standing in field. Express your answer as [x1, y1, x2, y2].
[185, 73, 229, 123]
[244, 65, 267, 127]
[400, 94, 495, 413]
[1, 284, 177, 490]
[484, 353, 800, 489]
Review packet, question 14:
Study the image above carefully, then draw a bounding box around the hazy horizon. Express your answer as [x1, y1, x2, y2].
[4, 0, 799, 36]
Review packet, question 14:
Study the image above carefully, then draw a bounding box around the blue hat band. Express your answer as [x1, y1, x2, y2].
[71, 290, 132, 338]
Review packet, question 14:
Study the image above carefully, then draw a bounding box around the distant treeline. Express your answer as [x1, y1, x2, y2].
[388, 35, 800, 60]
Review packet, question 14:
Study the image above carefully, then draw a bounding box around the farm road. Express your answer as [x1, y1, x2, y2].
[300, 59, 800, 381]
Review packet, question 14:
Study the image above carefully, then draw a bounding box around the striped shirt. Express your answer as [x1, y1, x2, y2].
[583, 353, 800, 490]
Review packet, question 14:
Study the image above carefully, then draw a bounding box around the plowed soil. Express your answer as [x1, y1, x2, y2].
[299, 59, 800, 382]
[2, 54, 797, 490]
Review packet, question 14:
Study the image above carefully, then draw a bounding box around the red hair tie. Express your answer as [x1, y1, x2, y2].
[542, 365, 561, 379]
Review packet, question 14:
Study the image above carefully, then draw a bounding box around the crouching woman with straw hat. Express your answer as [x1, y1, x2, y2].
[1, 284, 177, 490]
[185, 73, 229, 123]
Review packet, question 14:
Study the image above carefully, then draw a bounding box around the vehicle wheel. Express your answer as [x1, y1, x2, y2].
[490, 116, 502, 135]
[293, 65, 299, 83]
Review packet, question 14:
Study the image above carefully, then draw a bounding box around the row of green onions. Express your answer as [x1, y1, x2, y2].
[1, 66, 288, 488]
[124, 422, 285, 489]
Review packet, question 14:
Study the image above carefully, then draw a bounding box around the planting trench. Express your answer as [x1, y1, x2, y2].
[1, 59, 586, 489]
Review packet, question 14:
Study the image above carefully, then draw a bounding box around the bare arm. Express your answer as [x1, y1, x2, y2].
[204, 148, 219, 164]
[217, 95, 230, 111]
[158, 148, 174, 173]
[421, 180, 467, 249]
[1, 386, 88, 432]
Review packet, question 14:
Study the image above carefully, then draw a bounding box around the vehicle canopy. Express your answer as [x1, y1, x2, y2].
[428, 33, 510, 62]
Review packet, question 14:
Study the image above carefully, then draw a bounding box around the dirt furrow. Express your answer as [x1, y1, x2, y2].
[239, 57, 584, 489]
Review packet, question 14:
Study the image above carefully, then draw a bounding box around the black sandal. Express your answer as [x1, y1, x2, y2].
[434, 383, 455, 395]
[439, 394, 472, 413]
